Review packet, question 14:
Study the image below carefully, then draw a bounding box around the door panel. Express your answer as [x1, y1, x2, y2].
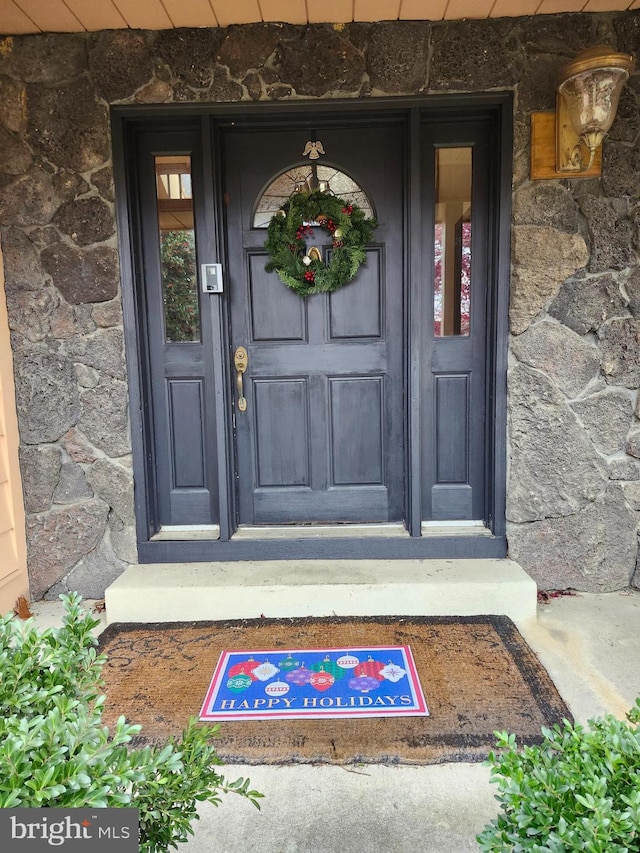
[223, 124, 405, 525]
[254, 379, 310, 487]
[330, 376, 384, 485]
[328, 250, 382, 339]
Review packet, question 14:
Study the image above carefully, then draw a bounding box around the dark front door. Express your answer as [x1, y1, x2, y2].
[223, 123, 405, 525]
[122, 98, 511, 559]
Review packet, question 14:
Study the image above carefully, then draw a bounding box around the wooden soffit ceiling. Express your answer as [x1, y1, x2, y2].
[2, 0, 639, 36]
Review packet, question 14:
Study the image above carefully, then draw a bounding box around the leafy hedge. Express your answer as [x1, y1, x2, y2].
[478, 703, 640, 852]
[0, 593, 262, 852]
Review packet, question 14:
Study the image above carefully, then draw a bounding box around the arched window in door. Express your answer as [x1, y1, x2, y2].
[252, 163, 375, 228]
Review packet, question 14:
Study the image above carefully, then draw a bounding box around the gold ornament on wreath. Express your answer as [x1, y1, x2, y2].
[264, 189, 377, 296]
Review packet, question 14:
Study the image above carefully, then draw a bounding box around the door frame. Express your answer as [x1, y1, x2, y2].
[112, 93, 512, 563]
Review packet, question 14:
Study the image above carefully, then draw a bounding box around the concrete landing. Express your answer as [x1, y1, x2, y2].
[104, 558, 536, 624]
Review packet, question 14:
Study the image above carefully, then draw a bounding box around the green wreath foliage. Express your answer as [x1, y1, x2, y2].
[264, 189, 377, 296]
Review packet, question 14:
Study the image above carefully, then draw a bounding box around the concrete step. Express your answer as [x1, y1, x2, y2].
[104, 558, 537, 625]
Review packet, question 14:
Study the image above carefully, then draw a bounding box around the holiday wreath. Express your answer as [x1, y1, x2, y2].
[264, 189, 377, 296]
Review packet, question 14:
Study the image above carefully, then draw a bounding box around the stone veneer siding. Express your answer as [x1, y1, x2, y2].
[1, 14, 640, 598]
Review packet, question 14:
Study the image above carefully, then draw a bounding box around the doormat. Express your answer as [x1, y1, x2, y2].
[98, 615, 572, 766]
[199, 646, 428, 721]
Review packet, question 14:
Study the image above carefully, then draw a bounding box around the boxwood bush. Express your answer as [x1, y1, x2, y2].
[0, 593, 262, 852]
[477, 702, 640, 852]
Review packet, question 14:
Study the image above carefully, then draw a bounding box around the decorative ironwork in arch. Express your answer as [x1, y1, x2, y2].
[252, 163, 375, 228]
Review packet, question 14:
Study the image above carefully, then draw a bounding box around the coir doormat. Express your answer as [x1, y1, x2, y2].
[199, 646, 428, 721]
[98, 615, 572, 765]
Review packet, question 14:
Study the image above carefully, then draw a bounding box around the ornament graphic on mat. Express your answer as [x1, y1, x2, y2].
[354, 656, 386, 681]
[311, 656, 344, 681]
[228, 659, 258, 681]
[278, 654, 300, 672]
[336, 653, 359, 670]
[226, 673, 253, 693]
[285, 664, 313, 686]
[348, 675, 381, 693]
[380, 662, 407, 683]
[265, 680, 290, 698]
[309, 668, 335, 692]
[252, 660, 280, 682]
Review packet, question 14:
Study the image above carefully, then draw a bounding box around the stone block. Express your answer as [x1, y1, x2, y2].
[86, 458, 134, 526]
[64, 328, 125, 380]
[26, 498, 109, 599]
[91, 299, 122, 328]
[599, 318, 640, 389]
[0, 125, 32, 177]
[133, 79, 173, 104]
[26, 77, 109, 172]
[571, 390, 634, 455]
[608, 457, 640, 480]
[0, 76, 26, 133]
[602, 142, 640, 199]
[53, 197, 114, 247]
[430, 20, 517, 91]
[19, 445, 61, 514]
[154, 28, 225, 88]
[206, 66, 243, 102]
[513, 183, 579, 233]
[61, 428, 97, 464]
[367, 22, 429, 94]
[624, 266, 640, 318]
[507, 364, 607, 523]
[0, 168, 60, 227]
[275, 27, 364, 96]
[622, 481, 640, 510]
[626, 428, 640, 459]
[41, 242, 119, 304]
[579, 195, 636, 273]
[63, 537, 128, 599]
[520, 13, 596, 54]
[511, 320, 600, 399]
[90, 166, 115, 203]
[89, 30, 154, 102]
[110, 522, 138, 564]
[510, 226, 589, 335]
[5, 285, 58, 343]
[216, 23, 288, 78]
[549, 272, 628, 335]
[53, 462, 93, 504]
[13, 347, 80, 444]
[0, 226, 43, 293]
[79, 378, 130, 458]
[507, 484, 637, 592]
[0, 33, 87, 84]
[52, 170, 90, 204]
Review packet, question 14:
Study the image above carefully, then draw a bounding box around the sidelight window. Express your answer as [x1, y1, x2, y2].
[433, 147, 472, 337]
[155, 155, 200, 343]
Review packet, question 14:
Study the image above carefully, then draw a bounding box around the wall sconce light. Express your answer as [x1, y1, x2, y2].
[530, 46, 635, 181]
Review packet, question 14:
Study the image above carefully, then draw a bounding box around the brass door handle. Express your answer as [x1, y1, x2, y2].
[234, 346, 248, 412]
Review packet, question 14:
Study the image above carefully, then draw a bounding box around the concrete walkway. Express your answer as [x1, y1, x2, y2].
[30, 590, 640, 852]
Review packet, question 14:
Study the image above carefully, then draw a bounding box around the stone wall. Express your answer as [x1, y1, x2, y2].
[0, 13, 639, 597]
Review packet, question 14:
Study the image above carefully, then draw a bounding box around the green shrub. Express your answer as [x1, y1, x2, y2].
[0, 593, 262, 852]
[477, 702, 640, 852]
